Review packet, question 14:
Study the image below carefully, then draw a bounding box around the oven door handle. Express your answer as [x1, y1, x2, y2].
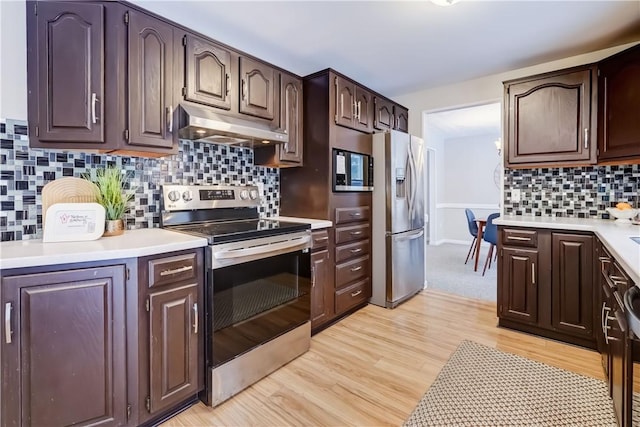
[213, 235, 311, 260]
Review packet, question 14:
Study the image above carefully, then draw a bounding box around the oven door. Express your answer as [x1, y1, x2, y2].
[206, 231, 311, 368]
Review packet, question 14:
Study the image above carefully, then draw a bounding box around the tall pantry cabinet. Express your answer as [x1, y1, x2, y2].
[280, 69, 409, 332]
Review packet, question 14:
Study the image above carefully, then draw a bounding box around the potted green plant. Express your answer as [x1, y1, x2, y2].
[85, 167, 135, 237]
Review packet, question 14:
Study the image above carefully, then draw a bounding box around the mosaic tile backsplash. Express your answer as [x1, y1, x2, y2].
[504, 165, 639, 218]
[0, 119, 279, 242]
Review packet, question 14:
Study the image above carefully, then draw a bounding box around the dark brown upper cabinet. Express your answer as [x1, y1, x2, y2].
[183, 33, 233, 111]
[504, 65, 597, 168]
[597, 43, 640, 163]
[254, 72, 304, 167]
[394, 105, 409, 133]
[126, 9, 175, 150]
[374, 96, 394, 131]
[27, 1, 105, 145]
[334, 75, 373, 133]
[239, 56, 277, 121]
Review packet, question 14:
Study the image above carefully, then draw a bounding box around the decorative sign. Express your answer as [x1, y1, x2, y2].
[43, 203, 106, 243]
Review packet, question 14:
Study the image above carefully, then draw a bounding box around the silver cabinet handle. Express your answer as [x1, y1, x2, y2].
[350, 248, 363, 254]
[193, 303, 198, 334]
[4, 303, 12, 344]
[160, 265, 193, 276]
[311, 266, 316, 288]
[603, 305, 611, 345]
[598, 256, 611, 263]
[314, 236, 329, 242]
[241, 79, 246, 100]
[91, 93, 98, 124]
[225, 74, 230, 96]
[584, 128, 589, 149]
[601, 302, 607, 334]
[531, 263, 536, 285]
[357, 101, 362, 121]
[507, 236, 530, 241]
[349, 231, 363, 236]
[349, 212, 362, 217]
[351, 290, 362, 297]
[167, 105, 173, 133]
[350, 266, 363, 272]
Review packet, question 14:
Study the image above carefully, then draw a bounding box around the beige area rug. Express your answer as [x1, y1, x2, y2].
[404, 340, 617, 427]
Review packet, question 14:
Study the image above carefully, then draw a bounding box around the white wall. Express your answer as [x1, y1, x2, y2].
[395, 41, 640, 138]
[0, 0, 27, 120]
[428, 132, 500, 245]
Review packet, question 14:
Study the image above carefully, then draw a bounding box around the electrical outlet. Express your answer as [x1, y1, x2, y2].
[256, 182, 265, 197]
[511, 188, 521, 203]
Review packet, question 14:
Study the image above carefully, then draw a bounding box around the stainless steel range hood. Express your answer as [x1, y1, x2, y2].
[177, 103, 288, 147]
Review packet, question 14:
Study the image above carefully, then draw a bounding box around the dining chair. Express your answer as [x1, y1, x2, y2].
[464, 208, 479, 264]
[482, 212, 500, 276]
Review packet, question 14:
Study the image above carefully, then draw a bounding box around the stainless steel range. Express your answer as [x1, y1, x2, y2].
[160, 184, 311, 407]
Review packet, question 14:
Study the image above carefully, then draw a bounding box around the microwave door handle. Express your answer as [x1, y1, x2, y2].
[213, 235, 311, 260]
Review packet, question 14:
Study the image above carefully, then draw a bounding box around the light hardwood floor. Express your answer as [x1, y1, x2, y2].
[163, 289, 604, 426]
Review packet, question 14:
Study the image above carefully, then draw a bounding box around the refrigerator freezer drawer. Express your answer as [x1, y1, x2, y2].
[379, 228, 424, 308]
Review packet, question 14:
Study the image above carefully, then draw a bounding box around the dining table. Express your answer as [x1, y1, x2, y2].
[473, 218, 487, 272]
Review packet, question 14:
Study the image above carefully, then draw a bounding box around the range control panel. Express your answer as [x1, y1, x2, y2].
[161, 185, 260, 211]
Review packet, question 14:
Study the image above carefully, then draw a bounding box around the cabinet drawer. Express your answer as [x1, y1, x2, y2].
[335, 223, 370, 245]
[335, 239, 369, 264]
[608, 261, 631, 294]
[335, 278, 371, 313]
[311, 229, 330, 250]
[148, 252, 198, 288]
[335, 206, 370, 224]
[502, 228, 538, 247]
[335, 255, 370, 289]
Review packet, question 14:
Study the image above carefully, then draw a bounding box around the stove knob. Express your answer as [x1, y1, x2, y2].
[249, 189, 259, 200]
[239, 189, 249, 200]
[167, 190, 181, 202]
[182, 191, 193, 202]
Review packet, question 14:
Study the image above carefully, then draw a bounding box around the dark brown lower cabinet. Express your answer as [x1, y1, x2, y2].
[138, 249, 204, 424]
[499, 247, 538, 324]
[551, 233, 594, 339]
[497, 227, 596, 349]
[310, 248, 330, 329]
[1, 265, 128, 427]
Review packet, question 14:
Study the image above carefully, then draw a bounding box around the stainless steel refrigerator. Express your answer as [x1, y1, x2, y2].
[370, 130, 425, 308]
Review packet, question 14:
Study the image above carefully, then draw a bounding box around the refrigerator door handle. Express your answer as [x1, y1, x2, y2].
[407, 139, 417, 221]
[393, 229, 424, 242]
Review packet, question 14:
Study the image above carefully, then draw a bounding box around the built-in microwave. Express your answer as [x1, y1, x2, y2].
[332, 148, 374, 192]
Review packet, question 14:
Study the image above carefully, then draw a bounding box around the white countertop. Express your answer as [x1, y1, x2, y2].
[495, 216, 640, 285]
[0, 229, 208, 270]
[271, 216, 333, 230]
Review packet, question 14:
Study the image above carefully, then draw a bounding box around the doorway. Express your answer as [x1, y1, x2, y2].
[422, 102, 501, 301]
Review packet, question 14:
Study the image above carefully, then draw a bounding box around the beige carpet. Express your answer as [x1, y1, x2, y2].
[404, 340, 617, 427]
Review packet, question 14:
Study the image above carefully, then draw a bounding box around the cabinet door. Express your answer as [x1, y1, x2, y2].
[608, 306, 630, 426]
[278, 73, 304, 164]
[127, 10, 174, 149]
[239, 57, 276, 120]
[499, 248, 538, 324]
[184, 33, 232, 110]
[505, 67, 596, 166]
[373, 97, 394, 131]
[334, 75, 356, 128]
[33, 1, 105, 143]
[394, 105, 409, 133]
[551, 233, 594, 339]
[311, 249, 330, 329]
[1, 266, 127, 427]
[354, 86, 373, 133]
[148, 283, 199, 414]
[598, 44, 640, 162]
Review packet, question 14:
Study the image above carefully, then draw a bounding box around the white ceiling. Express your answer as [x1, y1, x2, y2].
[426, 102, 501, 139]
[131, 0, 640, 98]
